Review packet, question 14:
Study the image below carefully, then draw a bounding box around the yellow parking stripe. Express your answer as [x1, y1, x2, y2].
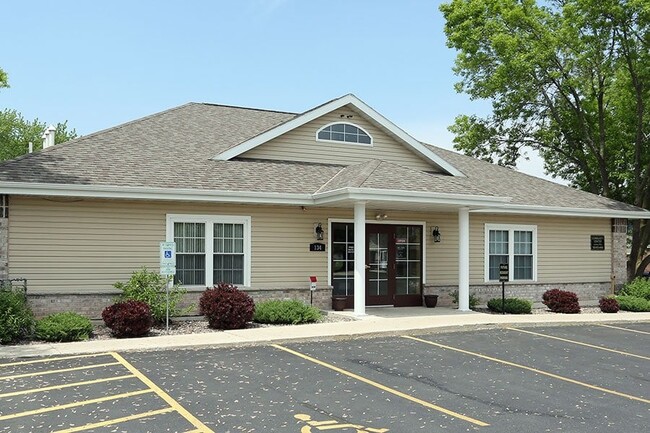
[0, 362, 121, 381]
[109, 352, 214, 433]
[51, 407, 176, 433]
[0, 362, 120, 380]
[403, 335, 650, 405]
[0, 353, 112, 368]
[599, 324, 650, 335]
[272, 344, 489, 427]
[0, 389, 154, 420]
[0, 374, 135, 398]
[506, 327, 650, 360]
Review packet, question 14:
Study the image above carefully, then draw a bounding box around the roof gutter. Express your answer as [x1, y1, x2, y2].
[0, 182, 313, 205]
[312, 187, 512, 207]
[471, 205, 650, 219]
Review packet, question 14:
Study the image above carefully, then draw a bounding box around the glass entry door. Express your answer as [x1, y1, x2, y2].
[366, 224, 423, 306]
[366, 225, 393, 305]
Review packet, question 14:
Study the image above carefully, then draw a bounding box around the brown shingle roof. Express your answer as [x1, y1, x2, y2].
[0, 101, 644, 213]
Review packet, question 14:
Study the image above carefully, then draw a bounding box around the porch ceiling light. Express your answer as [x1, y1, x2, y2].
[315, 222, 324, 240]
[432, 226, 441, 243]
[375, 213, 388, 220]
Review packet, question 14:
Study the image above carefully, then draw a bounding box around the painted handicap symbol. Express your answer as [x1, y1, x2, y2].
[164, 250, 172, 258]
[295, 414, 388, 433]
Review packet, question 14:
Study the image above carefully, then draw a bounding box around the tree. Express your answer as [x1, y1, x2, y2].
[0, 67, 8, 90]
[440, 0, 650, 279]
[0, 109, 77, 162]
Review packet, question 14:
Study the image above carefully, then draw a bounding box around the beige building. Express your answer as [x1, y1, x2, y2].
[0, 94, 648, 317]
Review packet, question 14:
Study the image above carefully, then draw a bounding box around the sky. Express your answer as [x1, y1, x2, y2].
[1, 0, 562, 183]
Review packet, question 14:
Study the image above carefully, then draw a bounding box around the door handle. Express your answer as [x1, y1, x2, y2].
[365, 265, 371, 269]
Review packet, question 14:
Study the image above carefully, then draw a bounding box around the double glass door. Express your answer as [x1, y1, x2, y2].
[331, 223, 423, 307]
[366, 224, 423, 307]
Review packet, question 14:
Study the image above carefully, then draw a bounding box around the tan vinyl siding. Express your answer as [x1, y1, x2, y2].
[241, 106, 439, 172]
[8, 197, 612, 294]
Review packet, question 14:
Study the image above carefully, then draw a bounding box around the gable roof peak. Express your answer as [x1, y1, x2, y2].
[213, 94, 465, 177]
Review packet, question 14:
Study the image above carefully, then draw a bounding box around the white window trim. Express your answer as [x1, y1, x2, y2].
[166, 214, 252, 288]
[327, 218, 427, 287]
[484, 223, 537, 282]
[316, 122, 374, 146]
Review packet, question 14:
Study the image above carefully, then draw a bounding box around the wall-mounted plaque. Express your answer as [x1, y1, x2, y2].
[309, 243, 325, 252]
[590, 235, 605, 251]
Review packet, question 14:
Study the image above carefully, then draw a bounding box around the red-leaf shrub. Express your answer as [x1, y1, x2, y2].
[102, 300, 153, 338]
[542, 289, 581, 314]
[199, 283, 255, 330]
[599, 297, 619, 313]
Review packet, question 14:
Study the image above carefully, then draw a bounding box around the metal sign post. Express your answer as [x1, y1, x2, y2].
[160, 241, 176, 333]
[309, 276, 317, 306]
[499, 263, 509, 315]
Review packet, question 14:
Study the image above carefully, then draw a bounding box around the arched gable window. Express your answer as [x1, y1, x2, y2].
[316, 122, 373, 145]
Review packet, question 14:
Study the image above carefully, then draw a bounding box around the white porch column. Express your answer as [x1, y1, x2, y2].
[458, 207, 470, 311]
[353, 201, 366, 316]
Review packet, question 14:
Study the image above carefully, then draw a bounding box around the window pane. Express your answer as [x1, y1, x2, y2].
[332, 132, 344, 141]
[332, 124, 345, 132]
[514, 256, 532, 279]
[358, 134, 371, 144]
[318, 130, 330, 140]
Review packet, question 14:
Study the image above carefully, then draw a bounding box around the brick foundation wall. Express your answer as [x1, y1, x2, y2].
[423, 282, 611, 307]
[0, 218, 7, 281]
[611, 218, 628, 290]
[27, 287, 334, 319]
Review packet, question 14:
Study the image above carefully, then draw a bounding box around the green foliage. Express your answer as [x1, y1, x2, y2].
[616, 295, 650, 312]
[620, 277, 650, 300]
[487, 298, 532, 314]
[0, 67, 8, 89]
[253, 300, 322, 325]
[35, 312, 93, 342]
[114, 267, 190, 324]
[440, 0, 650, 276]
[0, 109, 78, 162]
[450, 290, 481, 309]
[0, 289, 34, 344]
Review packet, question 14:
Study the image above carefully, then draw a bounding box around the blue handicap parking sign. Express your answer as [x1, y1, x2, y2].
[164, 250, 172, 258]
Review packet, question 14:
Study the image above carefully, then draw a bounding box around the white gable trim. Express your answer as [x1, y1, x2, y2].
[213, 94, 465, 177]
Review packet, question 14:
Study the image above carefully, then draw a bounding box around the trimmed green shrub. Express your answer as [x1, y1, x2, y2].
[0, 289, 34, 344]
[114, 267, 190, 324]
[199, 283, 255, 330]
[616, 295, 650, 312]
[598, 297, 619, 313]
[253, 300, 322, 324]
[542, 289, 580, 313]
[450, 290, 481, 309]
[619, 277, 650, 301]
[487, 298, 532, 314]
[102, 300, 153, 338]
[35, 312, 93, 342]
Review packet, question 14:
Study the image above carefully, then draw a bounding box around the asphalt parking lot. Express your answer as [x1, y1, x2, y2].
[1, 323, 648, 432]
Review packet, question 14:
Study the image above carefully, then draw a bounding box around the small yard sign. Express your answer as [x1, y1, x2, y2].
[160, 241, 176, 276]
[499, 263, 509, 282]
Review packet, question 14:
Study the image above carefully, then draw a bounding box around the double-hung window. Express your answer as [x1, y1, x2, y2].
[485, 224, 536, 282]
[167, 215, 251, 287]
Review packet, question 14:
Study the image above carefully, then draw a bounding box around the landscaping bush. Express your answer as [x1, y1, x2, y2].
[487, 297, 532, 314]
[450, 290, 481, 309]
[35, 312, 93, 342]
[598, 297, 619, 314]
[253, 300, 322, 324]
[0, 289, 34, 344]
[113, 267, 190, 324]
[542, 289, 580, 313]
[102, 300, 153, 338]
[199, 283, 255, 330]
[619, 277, 650, 300]
[616, 295, 650, 312]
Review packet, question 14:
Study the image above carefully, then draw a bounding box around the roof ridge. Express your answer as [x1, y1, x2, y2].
[355, 159, 383, 188]
[197, 102, 298, 115]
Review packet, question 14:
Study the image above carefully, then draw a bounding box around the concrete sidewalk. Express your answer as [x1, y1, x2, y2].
[3, 308, 650, 359]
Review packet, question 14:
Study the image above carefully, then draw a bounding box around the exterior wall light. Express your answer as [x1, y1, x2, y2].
[315, 223, 324, 240]
[432, 226, 441, 243]
[374, 213, 388, 220]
